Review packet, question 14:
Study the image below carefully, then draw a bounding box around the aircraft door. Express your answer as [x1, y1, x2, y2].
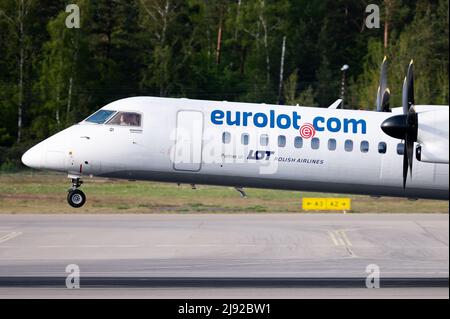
[173, 111, 204, 171]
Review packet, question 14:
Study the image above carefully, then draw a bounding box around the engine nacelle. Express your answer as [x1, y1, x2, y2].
[416, 106, 449, 164]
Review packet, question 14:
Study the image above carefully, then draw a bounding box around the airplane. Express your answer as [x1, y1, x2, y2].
[22, 59, 449, 208]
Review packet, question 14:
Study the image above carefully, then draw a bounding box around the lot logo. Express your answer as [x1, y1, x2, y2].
[299, 123, 315, 139]
[247, 150, 275, 161]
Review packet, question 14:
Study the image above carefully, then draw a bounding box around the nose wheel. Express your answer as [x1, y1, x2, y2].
[67, 177, 86, 208]
[67, 189, 86, 208]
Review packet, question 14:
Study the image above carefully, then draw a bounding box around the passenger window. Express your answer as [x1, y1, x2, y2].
[85, 110, 115, 124]
[222, 132, 231, 144]
[397, 143, 405, 155]
[294, 136, 303, 148]
[328, 139, 336, 151]
[378, 142, 387, 154]
[107, 112, 142, 126]
[311, 137, 320, 150]
[278, 135, 286, 147]
[260, 134, 269, 146]
[360, 141, 369, 153]
[241, 133, 249, 145]
[344, 139, 353, 152]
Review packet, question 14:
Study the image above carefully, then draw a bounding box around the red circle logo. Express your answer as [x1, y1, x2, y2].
[299, 123, 316, 139]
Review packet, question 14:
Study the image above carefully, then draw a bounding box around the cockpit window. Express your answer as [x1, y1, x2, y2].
[85, 110, 115, 124]
[107, 112, 142, 127]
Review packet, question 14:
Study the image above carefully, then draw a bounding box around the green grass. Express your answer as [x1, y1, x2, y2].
[0, 172, 448, 214]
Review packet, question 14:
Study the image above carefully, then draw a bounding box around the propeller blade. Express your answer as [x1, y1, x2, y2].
[405, 107, 418, 183]
[376, 86, 381, 112]
[403, 146, 408, 189]
[403, 60, 415, 114]
[406, 60, 415, 108]
[402, 76, 408, 115]
[406, 137, 414, 179]
[382, 88, 390, 112]
[377, 56, 390, 112]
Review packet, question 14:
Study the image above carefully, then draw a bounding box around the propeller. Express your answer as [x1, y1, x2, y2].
[381, 60, 418, 188]
[376, 56, 391, 112]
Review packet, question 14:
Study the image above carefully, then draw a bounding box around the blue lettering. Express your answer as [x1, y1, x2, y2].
[210, 109, 366, 135]
[313, 116, 325, 132]
[269, 110, 276, 128]
[211, 110, 224, 125]
[344, 118, 367, 134]
[243, 112, 252, 126]
[254, 113, 268, 127]
[226, 110, 240, 126]
[327, 117, 341, 132]
[292, 112, 301, 129]
[276, 114, 291, 129]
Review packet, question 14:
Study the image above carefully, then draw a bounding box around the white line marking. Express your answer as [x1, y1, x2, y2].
[337, 235, 346, 246]
[328, 231, 339, 246]
[346, 247, 356, 256]
[0, 232, 22, 244]
[37, 245, 141, 248]
[338, 230, 353, 246]
[329, 230, 353, 248]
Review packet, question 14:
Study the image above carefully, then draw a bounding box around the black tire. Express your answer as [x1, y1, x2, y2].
[67, 189, 86, 208]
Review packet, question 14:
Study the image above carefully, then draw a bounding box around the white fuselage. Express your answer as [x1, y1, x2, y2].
[22, 97, 449, 200]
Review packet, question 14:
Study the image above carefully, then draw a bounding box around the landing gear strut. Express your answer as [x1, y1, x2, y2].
[67, 177, 86, 208]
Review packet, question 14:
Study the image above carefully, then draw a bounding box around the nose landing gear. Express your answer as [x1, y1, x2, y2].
[67, 177, 86, 208]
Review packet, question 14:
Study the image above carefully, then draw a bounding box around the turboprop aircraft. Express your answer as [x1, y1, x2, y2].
[22, 59, 449, 207]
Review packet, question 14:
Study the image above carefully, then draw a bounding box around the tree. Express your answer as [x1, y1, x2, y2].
[353, 0, 449, 108]
[139, 0, 191, 96]
[36, 1, 91, 135]
[284, 69, 317, 106]
[0, 0, 34, 142]
[240, 0, 288, 85]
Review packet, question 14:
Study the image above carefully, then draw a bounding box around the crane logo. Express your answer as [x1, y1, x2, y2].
[300, 123, 316, 139]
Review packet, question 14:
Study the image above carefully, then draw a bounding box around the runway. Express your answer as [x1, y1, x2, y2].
[0, 213, 448, 298]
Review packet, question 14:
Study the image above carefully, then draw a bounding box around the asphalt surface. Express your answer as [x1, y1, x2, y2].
[0, 213, 448, 298]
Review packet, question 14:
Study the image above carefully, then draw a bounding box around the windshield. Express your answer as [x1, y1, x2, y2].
[85, 110, 116, 124]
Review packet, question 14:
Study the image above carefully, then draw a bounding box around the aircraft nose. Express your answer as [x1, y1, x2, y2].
[21, 146, 43, 169]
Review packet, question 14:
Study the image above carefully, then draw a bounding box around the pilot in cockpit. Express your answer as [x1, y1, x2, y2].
[119, 113, 131, 125]
[85, 110, 140, 126]
[120, 113, 140, 126]
[117, 113, 140, 126]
